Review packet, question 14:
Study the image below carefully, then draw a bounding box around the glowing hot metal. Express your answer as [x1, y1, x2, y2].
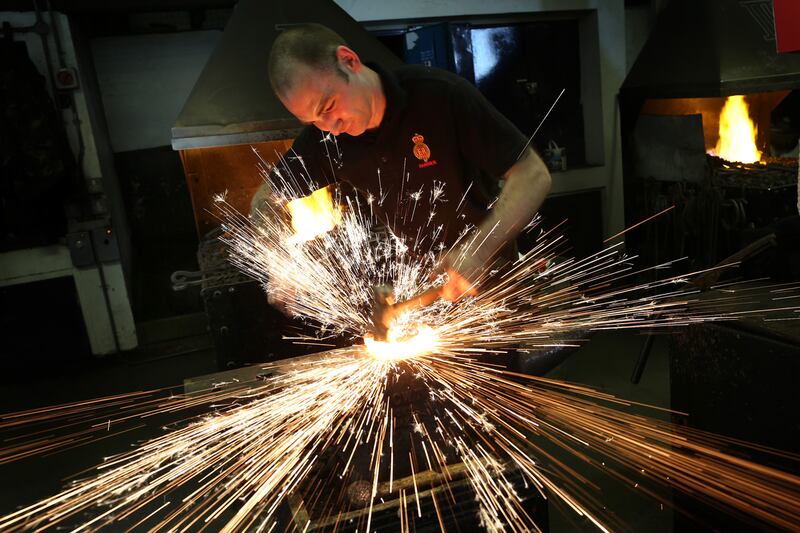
[364, 325, 439, 361]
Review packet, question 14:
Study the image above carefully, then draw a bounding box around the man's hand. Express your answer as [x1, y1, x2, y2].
[440, 268, 478, 302]
[438, 244, 483, 301]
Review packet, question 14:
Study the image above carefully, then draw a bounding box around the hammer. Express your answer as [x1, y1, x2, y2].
[371, 284, 443, 341]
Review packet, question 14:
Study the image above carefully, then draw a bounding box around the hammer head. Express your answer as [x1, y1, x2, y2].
[371, 284, 397, 341]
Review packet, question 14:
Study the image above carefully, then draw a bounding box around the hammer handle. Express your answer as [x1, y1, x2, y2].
[392, 286, 443, 316]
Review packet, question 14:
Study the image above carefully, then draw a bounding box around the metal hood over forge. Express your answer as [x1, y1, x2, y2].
[172, 0, 402, 151]
[621, 0, 800, 98]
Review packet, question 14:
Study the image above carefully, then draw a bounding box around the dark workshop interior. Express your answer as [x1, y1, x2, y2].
[1, 0, 799, 531]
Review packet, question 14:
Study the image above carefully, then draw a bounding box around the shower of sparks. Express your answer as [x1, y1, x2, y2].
[1, 150, 799, 531]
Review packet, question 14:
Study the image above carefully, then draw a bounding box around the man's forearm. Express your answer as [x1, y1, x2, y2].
[450, 148, 552, 278]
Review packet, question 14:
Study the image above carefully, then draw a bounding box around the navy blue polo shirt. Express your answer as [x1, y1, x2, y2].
[283, 64, 528, 251]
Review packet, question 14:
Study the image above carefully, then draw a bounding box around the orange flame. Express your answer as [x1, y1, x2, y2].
[286, 186, 342, 244]
[711, 95, 762, 163]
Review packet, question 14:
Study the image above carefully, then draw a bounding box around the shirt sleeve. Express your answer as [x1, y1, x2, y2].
[448, 76, 529, 179]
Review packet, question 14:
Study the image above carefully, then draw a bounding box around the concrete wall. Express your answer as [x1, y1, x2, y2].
[336, 0, 598, 20]
[626, 3, 653, 72]
[92, 31, 221, 152]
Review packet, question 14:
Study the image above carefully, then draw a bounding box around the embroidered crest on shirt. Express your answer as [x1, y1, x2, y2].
[411, 133, 437, 168]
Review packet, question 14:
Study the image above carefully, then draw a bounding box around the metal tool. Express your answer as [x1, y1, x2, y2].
[171, 268, 229, 291]
[371, 284, 443, 341]
[171, 269, 205, 291]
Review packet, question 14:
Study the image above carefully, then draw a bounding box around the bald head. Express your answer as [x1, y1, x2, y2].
[269, 24, 349, 99]
[269, 24, 386, 137]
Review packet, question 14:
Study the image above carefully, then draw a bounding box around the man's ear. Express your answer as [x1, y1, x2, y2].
[335, 45, 362, 73]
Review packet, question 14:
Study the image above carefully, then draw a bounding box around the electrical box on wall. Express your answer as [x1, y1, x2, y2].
[55, 67, 79, 89]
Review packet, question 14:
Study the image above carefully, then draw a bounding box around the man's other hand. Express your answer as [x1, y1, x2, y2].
[440, 243, 485, 302]
[440, 268, 478, 302]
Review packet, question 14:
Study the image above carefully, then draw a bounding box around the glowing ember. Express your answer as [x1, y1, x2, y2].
[286, 185, 342, 244]
[364, 325, 439, 360]
[711, 95, 762, 163]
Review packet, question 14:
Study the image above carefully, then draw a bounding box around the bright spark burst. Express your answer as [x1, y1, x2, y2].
[1, 148, 799, 531]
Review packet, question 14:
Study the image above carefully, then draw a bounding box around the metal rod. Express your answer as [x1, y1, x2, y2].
[515, 88, 566, 161]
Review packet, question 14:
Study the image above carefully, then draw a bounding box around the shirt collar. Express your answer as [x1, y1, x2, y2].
[367, 62, 407, 129]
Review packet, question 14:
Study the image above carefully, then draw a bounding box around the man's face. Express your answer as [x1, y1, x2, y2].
[279, 62, 377, 137]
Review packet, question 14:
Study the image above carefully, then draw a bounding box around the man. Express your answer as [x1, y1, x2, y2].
[255, 23, 551, 303]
